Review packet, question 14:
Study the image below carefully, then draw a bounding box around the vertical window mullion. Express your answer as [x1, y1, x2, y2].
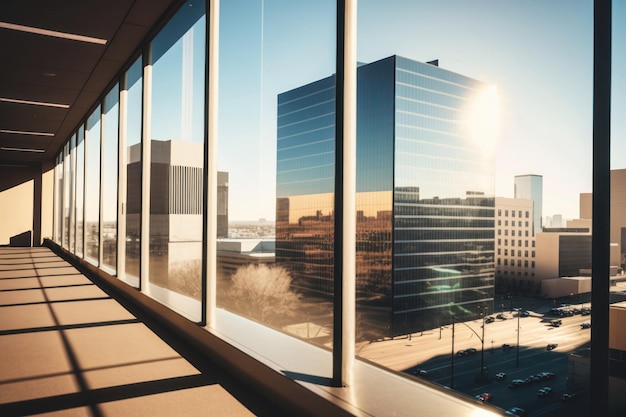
[118, 73, 128, 279]
[141, 47, 153, 294]
[334, 0, 357, 387]
[204, 0, 218, 327]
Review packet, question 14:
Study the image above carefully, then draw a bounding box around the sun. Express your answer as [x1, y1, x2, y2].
[463, 84, 501, 155]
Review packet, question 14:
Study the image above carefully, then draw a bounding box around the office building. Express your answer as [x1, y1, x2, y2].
[581, 169, 626, 269]
[534, 220, 592, 280]
[276, 56, 496, 338]
[494, 197, 536, 291]
[514, 174, 543, 235]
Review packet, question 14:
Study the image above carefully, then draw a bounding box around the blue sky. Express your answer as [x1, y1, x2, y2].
[215, 0, 622, 222]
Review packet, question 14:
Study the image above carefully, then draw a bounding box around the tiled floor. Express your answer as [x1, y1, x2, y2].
[0, 247, 284, 417]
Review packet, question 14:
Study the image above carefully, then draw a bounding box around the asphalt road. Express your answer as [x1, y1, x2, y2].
[358, 300, 592, 416]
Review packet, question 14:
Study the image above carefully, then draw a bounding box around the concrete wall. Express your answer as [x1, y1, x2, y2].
[0, 164, 47, 246]
[535, 232, 560, 279]
[610, 303, 626, 351]
[541, 276, 591, 298]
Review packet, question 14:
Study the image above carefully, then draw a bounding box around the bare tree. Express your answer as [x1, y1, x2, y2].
[227, 264, 300, 325]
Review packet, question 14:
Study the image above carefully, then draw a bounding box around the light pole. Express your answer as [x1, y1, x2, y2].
[450, 315, 455, 388]
[514, 307, 521, 367]
[479, 306, 487, 381]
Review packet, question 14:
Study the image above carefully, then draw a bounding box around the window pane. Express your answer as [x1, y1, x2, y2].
[610, 3, 626, 413]
[85, 106, 102, 264]
[102, 84, 119, 274]
[357, 1, 592, 414]
[75, 125, 85, 257]
[149, 0, 205, 321]
[216, 0, 335, 370]
[54, 154, 63, 244]
[123, 57, 142, 287]
[69, 133, 77, 253]
[62, 142, 71, 249]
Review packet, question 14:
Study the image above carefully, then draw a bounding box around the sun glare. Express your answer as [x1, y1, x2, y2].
[464, 84, 500, 155]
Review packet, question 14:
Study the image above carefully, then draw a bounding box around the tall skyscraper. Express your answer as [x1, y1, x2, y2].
[514, 174, 543, 235]
[276, 55, 496, 339]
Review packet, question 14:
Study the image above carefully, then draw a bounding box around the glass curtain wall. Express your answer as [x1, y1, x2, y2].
[75, 125, 85, 257]
[46, 2, 621, 414]
[85, 106, 102, 265]
[355, 1, 593, 414]
[69, 133, 77, 253]
[54, 154, 63, 244]
[148, 0, 205, 321]
[62, 142, 71, 249]
[215, 0, 336, 367]
[122, 57, 143, 287]
[102, 85, 120, 274]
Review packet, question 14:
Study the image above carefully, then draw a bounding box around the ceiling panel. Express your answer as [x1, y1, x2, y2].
[0, 0, 182, 166]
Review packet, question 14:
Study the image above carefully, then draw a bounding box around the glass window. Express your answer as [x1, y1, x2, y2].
[355, 5, 591, 403]
[122, 57, 143, 287]
[54, 154, 63, 244]
[62, 143, 71, 249]
[148, 0, 206, 321]
[102, 84, 120, 274]
[75, 125, 85, 257]
[85, 106, 102, 264]
[69, 134, 77, 252]
[216, 0, 336, 373]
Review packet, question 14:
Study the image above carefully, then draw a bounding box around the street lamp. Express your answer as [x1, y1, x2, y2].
[478, 305, 487, 381]
[514, 307, 521, 367]
[450, 315, 455, 388]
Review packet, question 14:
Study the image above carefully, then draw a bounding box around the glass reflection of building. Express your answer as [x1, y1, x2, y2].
[276, 55, 495, 339]
[126, 140, 228, 296]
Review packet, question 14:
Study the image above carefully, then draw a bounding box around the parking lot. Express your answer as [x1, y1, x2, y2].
[358, 296, 592, 416]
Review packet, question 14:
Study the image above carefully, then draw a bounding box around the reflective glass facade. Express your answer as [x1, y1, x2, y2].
[277, 55, 495, 339]
[514, 174, 543, 235]
[276, 75, 336, 298]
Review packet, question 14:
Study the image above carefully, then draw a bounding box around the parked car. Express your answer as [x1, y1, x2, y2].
[561, 393, 577, 402]
[581, 322, 591, 329]
[466, 347, 478, 354]
[526, 374, 540, 383]
[550, 319, 562, 327]
[496, 313, 506, 319]
[537, 371, 556, 380]
[508, 379, 526, 389]
[518, 310, 530, 317]
[502, 343, 512, 351]
[484, 316, 495, 323]
[505, 407, 528, 417]
[475, 392, 493, 402]
[457, 350, 467, 356]
[537, 386, 554, 397]
[495, 372, 507, 380]
[546, 343, 558, 350]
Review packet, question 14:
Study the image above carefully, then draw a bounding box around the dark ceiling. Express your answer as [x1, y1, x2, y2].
[0, 0, 181, 166]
